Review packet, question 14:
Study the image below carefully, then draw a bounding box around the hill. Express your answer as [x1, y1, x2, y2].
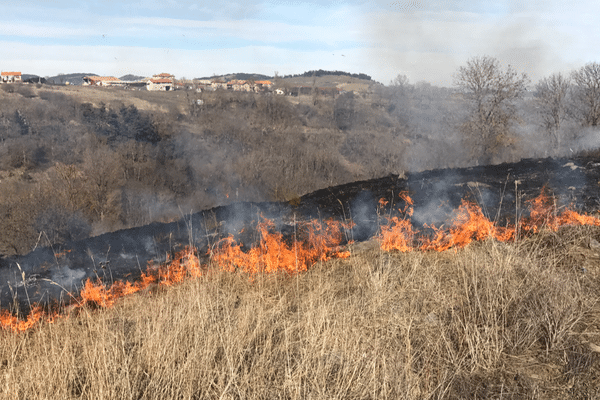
[282, 69, 372, 81]
[46, 73, 97, 85]
[119, 74, 146, 82]
[195, 72, 273, 81]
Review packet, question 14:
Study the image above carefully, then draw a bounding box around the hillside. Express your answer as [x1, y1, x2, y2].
[119, 74, 146, 81]
[0, 78, 596, 260]
[2, 227, 600, 398]
[46, 73, 98, 85]
[195, 72, 273, 81]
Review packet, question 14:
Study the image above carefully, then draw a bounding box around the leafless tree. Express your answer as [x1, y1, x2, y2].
[571, 62, 600, 127]
[390, 74, 410, 90]
[534, 73, 570, 151]
[454, 56, 529, 163]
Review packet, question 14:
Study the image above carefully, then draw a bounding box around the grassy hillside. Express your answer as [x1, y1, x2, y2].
[2, 226, 600, 399]
[0, 79, 595, 259]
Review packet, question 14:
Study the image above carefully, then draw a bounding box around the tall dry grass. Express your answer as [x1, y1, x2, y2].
[2, 226, 600, 399]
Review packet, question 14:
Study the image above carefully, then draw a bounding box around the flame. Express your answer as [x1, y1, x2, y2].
[2, 191, 599, 333]
[520, 191, 600, 233]
[0, 306, 46, 333]
[378, 191, 599, 253]
[420, 200, 514, 251]
[211, 218, 350, 274]
[0, 218, 349, 332]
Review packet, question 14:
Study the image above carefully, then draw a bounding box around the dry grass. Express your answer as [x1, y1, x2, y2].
[3, 226, 600, 399]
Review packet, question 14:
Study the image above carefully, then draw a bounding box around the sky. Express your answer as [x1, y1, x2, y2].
[1, 0, 599, 86]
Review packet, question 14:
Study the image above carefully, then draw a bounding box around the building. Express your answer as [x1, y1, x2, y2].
[147, 78, 173, 91]
[153, 73, 175, 81]
[1, 72, 22, 83]
[211, 79, 228, 90]
[254, 80, 273, 92]
[82, 76, 121, 86]
[227, 80, 253, 92]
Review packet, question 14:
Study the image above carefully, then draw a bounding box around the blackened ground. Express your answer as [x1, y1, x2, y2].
[2, 153, 600, 312]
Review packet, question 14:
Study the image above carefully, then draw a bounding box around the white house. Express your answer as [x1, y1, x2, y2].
[147, 78, 173, 91]
[1, 72, 22, 83]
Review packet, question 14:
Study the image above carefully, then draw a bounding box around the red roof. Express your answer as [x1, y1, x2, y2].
[1, 71, 21, 76]
[154, 73, 173, 78]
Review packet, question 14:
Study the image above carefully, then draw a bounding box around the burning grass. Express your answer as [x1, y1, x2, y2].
[2, 227, 600, 398]
[2, 191, 600, 334]
[2, 192, 600, 398]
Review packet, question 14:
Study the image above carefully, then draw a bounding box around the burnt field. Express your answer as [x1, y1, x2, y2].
[2, 153, 600, 312]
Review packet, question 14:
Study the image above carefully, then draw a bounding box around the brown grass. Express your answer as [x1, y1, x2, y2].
[2, 227, 600, 399]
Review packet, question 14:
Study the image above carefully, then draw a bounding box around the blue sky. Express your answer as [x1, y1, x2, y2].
[1, 0, 598, 85]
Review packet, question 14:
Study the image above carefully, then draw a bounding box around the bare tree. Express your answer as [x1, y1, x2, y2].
[534, 73, 570, 151]
[390, 74, 410, 90]
[571, 62, 600, 127]
[454, 56, 529, 164]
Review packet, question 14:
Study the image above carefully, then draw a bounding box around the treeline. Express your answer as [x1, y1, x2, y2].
[281, 69, 372, 81]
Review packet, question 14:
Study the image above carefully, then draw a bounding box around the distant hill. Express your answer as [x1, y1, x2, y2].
[46, 73, 98, 86]
[195, 73, 273, 81]
[282, 69, 372, 81]
[21, 74, 46, 84]
[119, 74, 146, 82]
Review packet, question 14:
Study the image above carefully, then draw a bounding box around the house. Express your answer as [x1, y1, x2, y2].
[211, 80, 227, 90]
[82, 76, 121, 86]
[228, 80, 252, 92]
[153, 73, 175, 81]
[253, 80, 273, 92]
[147, 78, 173, 91]
[1, 72, 22, 83]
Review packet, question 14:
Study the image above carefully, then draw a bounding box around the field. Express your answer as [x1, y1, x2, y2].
[2, 225, 600, 399]
[3, 75, 600, 398]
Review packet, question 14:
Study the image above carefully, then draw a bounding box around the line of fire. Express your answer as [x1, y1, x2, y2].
[2, 154, 600, 332]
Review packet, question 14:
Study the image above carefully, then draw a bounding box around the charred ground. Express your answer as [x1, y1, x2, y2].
[1, 76, 598, 258]
[3, 150, 600, 313]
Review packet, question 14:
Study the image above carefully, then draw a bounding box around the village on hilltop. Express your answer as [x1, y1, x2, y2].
[0, 70, 359, 97]
[80, 73, 277, 93]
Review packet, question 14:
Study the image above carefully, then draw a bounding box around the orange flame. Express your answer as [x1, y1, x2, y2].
[378, 191, 600, 253]
[420, 200, 515, 251]
[0, 218, 350, 332]
[211, 218, 350, 274]
[2, 191, 599, 333]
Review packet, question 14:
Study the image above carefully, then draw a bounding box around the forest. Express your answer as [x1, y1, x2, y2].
[1, 57, 599, 256]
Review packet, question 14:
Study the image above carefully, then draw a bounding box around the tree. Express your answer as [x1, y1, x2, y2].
[454, 56, 529, 164]
[390, 74, 410, 90]
[534, 73, 570, 151]
[571, 62, 600, 127]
